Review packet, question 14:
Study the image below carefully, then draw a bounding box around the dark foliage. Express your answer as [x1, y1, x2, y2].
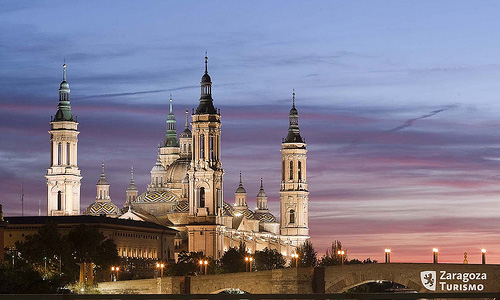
[296, 240, 317, 267]
[254, 248, 286, 270]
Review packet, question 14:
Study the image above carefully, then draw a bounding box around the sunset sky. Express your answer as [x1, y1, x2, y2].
[1, 1, 500, 263]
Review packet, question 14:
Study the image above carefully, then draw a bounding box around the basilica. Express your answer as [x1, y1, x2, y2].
[47, 57, 309, 259]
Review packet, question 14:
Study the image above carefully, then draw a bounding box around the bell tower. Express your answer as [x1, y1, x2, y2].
[186, 55, 225, 259]
[187, 55, 224, 221]
[45, 64, 82, 216]
[279, 91, 309, 246]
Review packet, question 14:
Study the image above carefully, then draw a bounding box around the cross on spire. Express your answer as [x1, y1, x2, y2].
[292, 89, 296, 108]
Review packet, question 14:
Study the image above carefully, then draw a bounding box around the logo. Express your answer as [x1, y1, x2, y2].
[421, 271, 436, 291]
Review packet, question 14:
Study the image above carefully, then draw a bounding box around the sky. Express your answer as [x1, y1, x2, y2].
[1, 0, 500, 264]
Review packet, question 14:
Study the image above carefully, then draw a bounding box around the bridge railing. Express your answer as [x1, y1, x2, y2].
[0, 293, 498, 300]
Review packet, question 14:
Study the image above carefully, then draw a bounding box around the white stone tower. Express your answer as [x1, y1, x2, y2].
[45, 64, 82, 216]
[179, 109, 192, 158]
[186, 56, 225, 258]
[187, 55, 224, 221]
[279, 91, 309, 246]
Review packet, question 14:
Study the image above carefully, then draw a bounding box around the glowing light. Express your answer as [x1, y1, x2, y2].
[385, 248, 391, 253]
[433, 248, 439, 253]
[482, 249, 486, 253]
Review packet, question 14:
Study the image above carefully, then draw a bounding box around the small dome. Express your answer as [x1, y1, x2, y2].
[202, 73, 211, 83]
[180, 127, 191, 138]
[235, 185, 246, 194]
[151, 158, 166, 173]
[257, 178, 267, 197]
[59, 81, 70, 90]
[290, 106, 298, 115]
[165, 158, 190, 183]
[86, 201, 119, 216]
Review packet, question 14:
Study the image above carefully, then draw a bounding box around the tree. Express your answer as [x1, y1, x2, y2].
[296, 240, 317, 267]
[254, 248, 286, 271]
[170, 251, 205, 276]
[66, 224, 119, 269]
[219, 247, 245, 273]
[319, 240, 347, 266]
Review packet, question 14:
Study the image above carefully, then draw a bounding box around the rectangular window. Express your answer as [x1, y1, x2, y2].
[209, 136, 214, 161]
[298, 161, 302, 181]
[289, 161, 293, 180]
[200, 135, 205, 160]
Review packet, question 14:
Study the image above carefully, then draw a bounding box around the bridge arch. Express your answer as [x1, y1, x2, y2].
[324, 265, 425, 293]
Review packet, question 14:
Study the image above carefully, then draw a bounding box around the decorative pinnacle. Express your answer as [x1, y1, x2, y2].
[239, 171, 242, 185]
[100, 162, 105, 178]
[169, 96, 173, 113]
[204, 52, 208, 74]
[185, 109, 189, 129]
[130, 166, 134, 182]
[292, 89, 295, 108]
[260, 177, 263, 189]
[63, 63, 67, 82]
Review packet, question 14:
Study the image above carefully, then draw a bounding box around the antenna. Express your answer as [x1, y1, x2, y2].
[21, 181, 24, 217]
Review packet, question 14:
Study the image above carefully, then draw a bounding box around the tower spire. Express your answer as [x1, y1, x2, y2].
[185, 109, 189, 129]
[130, 166, 134, 183]
[54, 62, 74, 121]
[63, 63, 67, 82]
[163, 96, 179, 147]
[205, 52, 208, 74]
[196, 54, 217, 114]
[284, 90, 303, 143]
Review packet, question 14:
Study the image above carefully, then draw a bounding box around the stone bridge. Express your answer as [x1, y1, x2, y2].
[98, 263, 500, 294]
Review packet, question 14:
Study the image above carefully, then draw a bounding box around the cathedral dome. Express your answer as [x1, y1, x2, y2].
[254, 211, 276, 223]
[165, 158, 190, 183]
[151, 158, 166, 174]
[136, 191, 178, 203]
[86, 201, 119, 216]
[235, 185, 246, 194]
[201, 73, 211, 83]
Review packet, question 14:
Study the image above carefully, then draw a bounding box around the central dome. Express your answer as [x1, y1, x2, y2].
[165, 158, 190, 183]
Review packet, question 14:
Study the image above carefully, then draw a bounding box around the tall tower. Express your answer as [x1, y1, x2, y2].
[159, 97, 180, 167]
[45, 64, 82, 216]
[256, 178, 268, 212]
[186, 56, 224, 258]
[187, 55, 224, 220]
[125, 167, 138, 207]
[234, 172, 247, 209]
[279, 91, 309, 246]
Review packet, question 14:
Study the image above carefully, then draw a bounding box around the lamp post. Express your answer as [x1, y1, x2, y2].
[384, 249, 391, 263]
[481, 249, 486, 265]
[337, 250, 345, 266]
[433, 248, 439, 263]
[111, 266, 120, 281]
[156, 262, 164, 277]
[291, 253, 299, 268]
[244, 256, 253, 272]
[199, 260, 208, 275]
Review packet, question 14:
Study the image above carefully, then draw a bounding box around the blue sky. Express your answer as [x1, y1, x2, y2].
[2, 0, 500, 263]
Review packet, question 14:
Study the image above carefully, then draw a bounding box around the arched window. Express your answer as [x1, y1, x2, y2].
[199, 187, 205, 208]
[58, 143, 62, 165]
[282, 160, 285, 181]
[209, 135, 214, 161]
[298, 161, 302, 181]
[200, 135, 205, 160]
[66, 143, 70, 165]
[57, 191, 62, 210]
[289, 209, 295, 224]
[289, 161, 293, 180]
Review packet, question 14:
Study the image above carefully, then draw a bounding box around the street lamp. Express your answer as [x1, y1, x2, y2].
[199, 260, 208, 275]
[384, 249, 391, 263]
[481, 249, 486, 265]
[291, 253, 299, 268]
[111, 266, 120, 281]
[156, 262, 164, 277]
[433, 248, 439, 263]
[244, 256, 253, 272]
[337, 250, 345, 266]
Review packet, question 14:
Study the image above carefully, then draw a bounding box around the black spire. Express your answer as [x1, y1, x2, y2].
[284, 90, 304, 143]
[195, 54, 217, 115]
